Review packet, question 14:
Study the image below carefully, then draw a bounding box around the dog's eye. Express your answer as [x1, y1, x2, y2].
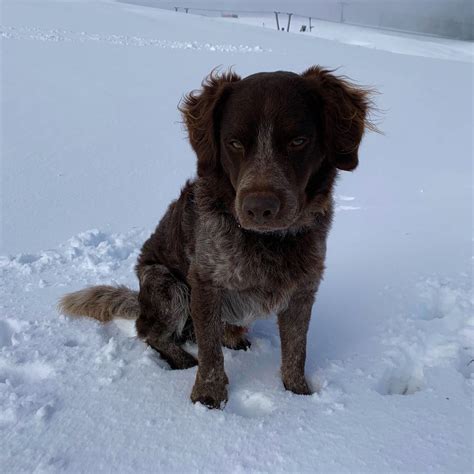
[289, 137, 308, 148]
[229, 139, 244, 151]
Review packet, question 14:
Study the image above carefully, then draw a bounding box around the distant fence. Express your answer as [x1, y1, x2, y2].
[123, 1, 473, 41]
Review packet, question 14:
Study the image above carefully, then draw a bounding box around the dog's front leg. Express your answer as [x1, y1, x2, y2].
[189, 268, 228, 409]
[278, 286, 316, 395]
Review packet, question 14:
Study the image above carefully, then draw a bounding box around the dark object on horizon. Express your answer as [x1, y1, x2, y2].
[221, 12, 238, 19]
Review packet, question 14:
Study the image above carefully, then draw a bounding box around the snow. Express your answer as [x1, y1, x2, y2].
[1, 0, 473, 472]
[230, 13, 473, 62]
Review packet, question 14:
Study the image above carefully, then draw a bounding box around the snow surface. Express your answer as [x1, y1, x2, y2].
[125, 1, 474, 62]
[1, 0, 473, 472]
[225, 13, 474, 62]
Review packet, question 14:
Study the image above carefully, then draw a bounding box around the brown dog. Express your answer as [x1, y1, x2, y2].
[59, 67, 374, 409]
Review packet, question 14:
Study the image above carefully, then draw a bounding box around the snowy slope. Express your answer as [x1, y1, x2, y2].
[1, 0, 473, 472]
[125, 0, 474, 62]
[225, 13, 474, 62]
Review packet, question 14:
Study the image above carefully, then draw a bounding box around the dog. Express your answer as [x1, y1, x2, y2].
[59, 66, 374, 409]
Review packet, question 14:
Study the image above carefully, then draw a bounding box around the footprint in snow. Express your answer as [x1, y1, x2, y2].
[0, 320, 15, 348]
[377, 364, 424, 395]
[226, 390, 276, 418]
[0, 360, 55, 386]
[415, 279, 470, 321]
[35, 403, 56, 423]
[63, 339, 79, 348]
[0, 318, 28, 348]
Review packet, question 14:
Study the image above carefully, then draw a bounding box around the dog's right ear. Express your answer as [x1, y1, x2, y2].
[180, 70, 240, 177]
[302, 66, 375, 172]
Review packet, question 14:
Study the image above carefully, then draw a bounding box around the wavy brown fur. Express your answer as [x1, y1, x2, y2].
[302, 66, 377, 170]
[58, 285, 139, 322]
[179, 69, 241, 177]
[60, 66, 377, 409]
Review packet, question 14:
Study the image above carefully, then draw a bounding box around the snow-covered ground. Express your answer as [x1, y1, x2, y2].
[227, 13, 474, 62]
[1, 0, 473, 472]
[124, 1, 474, 62]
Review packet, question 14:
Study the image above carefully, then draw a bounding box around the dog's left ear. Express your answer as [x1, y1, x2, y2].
[180, 70, 241, 177]
[302, 66, 374, 171]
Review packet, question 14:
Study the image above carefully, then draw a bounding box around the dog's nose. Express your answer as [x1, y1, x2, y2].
[242, 193, 281, 225]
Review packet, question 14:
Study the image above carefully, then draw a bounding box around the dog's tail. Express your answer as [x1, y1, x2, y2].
[58, 285, 139, 322]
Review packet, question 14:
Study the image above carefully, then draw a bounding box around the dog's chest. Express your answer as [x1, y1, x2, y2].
[211, 245, 293, 323]
[197, 223, 323, 324]
[205, 233, 300, 291]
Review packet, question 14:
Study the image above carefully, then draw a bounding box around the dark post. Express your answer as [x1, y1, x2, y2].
[286, 13, 293, 32]
[174, 7, 178, 12]
[274, 11, 280, 31]
[309, 17, 314, 32]
[340, 2, 346, 23]
[185, 7, 189, 14]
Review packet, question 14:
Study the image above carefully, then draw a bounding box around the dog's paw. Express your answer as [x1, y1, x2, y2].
[191, 371, 228, 409]
[283, 377, 312, 396]
[233, 337, 251, 351]
[223, 337, 251, 351]
[222, 325, 251, 351]
[175, 352, 199, 370]
[149, 344, 198, 370]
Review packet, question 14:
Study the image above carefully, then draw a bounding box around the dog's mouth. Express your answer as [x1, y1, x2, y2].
[239, 222, 291, 234]
[236, 209, 299, 234]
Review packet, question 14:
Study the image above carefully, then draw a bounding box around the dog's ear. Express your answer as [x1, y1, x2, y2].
[180, 70, 241, 177]
[302, 66, 374, 171]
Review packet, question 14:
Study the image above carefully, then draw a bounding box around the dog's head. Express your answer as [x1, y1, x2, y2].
[181, 67, 374, 233]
